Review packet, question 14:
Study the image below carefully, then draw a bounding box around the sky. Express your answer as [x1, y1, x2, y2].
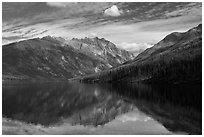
[2, 2, 202, 52]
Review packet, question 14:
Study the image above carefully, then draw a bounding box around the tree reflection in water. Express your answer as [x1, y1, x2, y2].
[2, 81, 202, 134]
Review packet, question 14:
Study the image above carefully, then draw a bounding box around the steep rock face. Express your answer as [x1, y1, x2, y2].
[81, 24, 202, 84]
[2, 36, 134, 80]
[64, 37, 135, 66]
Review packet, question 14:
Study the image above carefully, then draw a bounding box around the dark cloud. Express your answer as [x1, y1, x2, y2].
[2, 2, 57, 21]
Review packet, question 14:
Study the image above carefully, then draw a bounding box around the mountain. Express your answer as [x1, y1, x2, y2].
[80, 24, 202, 84]
[2, 36, 134, 80]
[135, 24, 202, 62]
[66, 37, 134, 65]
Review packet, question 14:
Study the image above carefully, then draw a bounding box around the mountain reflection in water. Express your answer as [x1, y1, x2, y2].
[2, 81, 202, 134]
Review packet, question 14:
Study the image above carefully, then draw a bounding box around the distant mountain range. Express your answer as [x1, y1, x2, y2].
[80, 24, 202, 84]
[3, 24, 202, 83]
[2, 37, 134, 80]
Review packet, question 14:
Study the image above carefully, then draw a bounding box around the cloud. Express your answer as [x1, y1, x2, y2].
[46, 2, 77, 8]
[89, 32, 97, 37]
[118, 110, 152, 123]
[119, 42, 153, 51]
[104, 5, 122, 17]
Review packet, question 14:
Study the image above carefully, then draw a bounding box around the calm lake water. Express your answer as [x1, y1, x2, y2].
[2, 81, 202, 134]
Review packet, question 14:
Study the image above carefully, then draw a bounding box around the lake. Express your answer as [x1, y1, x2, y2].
[2, 81, 202, 134]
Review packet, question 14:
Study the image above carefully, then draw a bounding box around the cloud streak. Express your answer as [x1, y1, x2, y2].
[46, 2, 77, 8]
